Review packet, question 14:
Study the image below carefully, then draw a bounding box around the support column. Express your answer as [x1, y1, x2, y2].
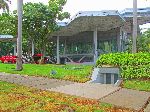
[104, 74, 106, 84]
[57, 36, 60, 64]
[14, 43, 17, 56]
[122, 30, 128, 51]
[93, 27, 98, 64]
[117, 27, 122, 52]
[111, 74, 115, 84]
[31, 40, 34, 56]
[63, 39, 66, 56]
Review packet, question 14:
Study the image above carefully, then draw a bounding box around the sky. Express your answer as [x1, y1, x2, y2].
[10, 0, 150, 29]
[11, 0, 150, 16]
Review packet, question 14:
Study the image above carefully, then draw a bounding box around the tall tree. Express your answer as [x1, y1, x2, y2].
[0, 13, 17, 35]
[16, 0, 23, 70]
[137, 30, 150, 52]
[132, 0, 137, 53]
[0, 13, 17, 56]
[22, 1, 70, 62]
[126, 30, 150, 53]
[0, 0, 10, 12]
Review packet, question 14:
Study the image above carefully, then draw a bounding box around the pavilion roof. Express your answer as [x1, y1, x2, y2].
[52, 7, 150, 36]
[52, 10, 124, 36]
[0, 35, 16, 42]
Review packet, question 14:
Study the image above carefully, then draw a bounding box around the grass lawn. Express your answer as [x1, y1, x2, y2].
[0, 81, 133, 112]
[122, 79, 150, 92]
[0, 63, 93, 83]
[1, 63, 150, 92]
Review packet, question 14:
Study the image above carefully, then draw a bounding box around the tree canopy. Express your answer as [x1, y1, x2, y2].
[22, 1, 70, 57]
[137, 30, 150, 52]
[0, 13, 17, 57]
[126, 30, 150, 52]
[0, 0, 70, 59]
[0, 13, 16, 35]
[0, 0, 10, 12]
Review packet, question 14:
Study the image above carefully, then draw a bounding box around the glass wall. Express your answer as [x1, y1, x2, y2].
[97, 39, 117, 55]
[57, 30, 118, 62]
[63, 42, 93, 55]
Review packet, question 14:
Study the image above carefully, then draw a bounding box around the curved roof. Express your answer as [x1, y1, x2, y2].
[53, 10, 124, 36]
[0, 35, 16, 42]
[52, 7, 150, 36]
[120, 7, 150, 17]
[120, 7, 150, 25]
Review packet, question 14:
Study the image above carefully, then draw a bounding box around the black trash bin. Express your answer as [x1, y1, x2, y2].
[60, 57, 66, 64]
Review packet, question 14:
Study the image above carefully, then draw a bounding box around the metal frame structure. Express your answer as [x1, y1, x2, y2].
[51, 7, 150, 64]
[0, 35, 17, 56]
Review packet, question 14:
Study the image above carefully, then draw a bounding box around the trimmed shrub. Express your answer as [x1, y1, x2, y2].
[96, 52, 150, 79]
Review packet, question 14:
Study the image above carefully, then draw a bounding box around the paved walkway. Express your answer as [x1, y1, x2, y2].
[100, 88, 150, 111]
[0, 73, 120, 99]
[0, 73, 74, 90]
[49, 83, 120, 99]
[0, 72, 150, 111]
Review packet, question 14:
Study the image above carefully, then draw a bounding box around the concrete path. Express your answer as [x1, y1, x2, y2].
[0, 73, 74, 90]
[48, 83, 120, 99]
[100, 88, 150, 111]
[0, 72, 150, 111]
[0, 72, 120, 100]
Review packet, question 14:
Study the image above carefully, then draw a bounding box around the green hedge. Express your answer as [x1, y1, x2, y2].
[96, 52, 150, 79]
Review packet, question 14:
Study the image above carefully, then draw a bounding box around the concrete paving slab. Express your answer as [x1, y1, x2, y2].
[100, 88, 150, 111]
[48, 83, 120, 99]
[0, 73, 74, 90]
[0, 73, 120, 100]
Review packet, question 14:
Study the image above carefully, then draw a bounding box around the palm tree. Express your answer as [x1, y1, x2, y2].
[132, 0, 137, 53]
[16, 0, 23, 71]
[0, 0, 10, 12]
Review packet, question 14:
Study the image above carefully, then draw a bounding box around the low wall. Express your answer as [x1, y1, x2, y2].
[90, 67, 121, 84]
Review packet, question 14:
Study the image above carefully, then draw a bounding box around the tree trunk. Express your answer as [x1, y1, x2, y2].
[38, 39, 46, 64]
[16, 0, 23, 71]
[43, 44, 46, 57]
[132, 0, 137, 53]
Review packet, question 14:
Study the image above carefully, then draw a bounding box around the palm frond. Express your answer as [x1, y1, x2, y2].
[0, 0, 10, 13]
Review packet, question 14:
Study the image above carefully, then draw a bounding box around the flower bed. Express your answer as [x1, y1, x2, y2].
[0, 55, 17, 63]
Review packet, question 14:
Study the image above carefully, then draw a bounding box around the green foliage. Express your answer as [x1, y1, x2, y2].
[0, 0, 10, 12]
[21, 1, 70, 56]
[138, 29, 150, 52]
[99, 103, 112, 108]
[0, 1, 70, 57]
[126, 30, 150, 52]
[0, 13, 17, 56]
[0, 42, 14, 56]
[96, 52, 150, 79]
[0, 13, 17, 35]
[123, 80, 150, 91]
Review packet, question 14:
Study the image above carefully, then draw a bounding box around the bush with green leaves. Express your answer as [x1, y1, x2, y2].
[96, 52, 150, 79]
